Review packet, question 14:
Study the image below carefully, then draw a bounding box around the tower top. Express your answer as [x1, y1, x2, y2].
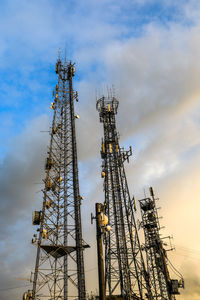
[96, 95, 119, 118]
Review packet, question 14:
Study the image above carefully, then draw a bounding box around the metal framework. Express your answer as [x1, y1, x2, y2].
[29, 58, 88, 300]
[96, 95, 152, 300]
[139, 187, 184, 300]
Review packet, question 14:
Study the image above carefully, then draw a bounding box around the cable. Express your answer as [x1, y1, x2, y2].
[173, 252, 200, 260]
[168, 264, 180, 279]
[85, 267, 97, 273]
[0, 267, 98, 292]
[175, 245, 200, 255]
[173, 246, 200, 260]
[167, 258, 183, 279]
[0, 284, 31, 292]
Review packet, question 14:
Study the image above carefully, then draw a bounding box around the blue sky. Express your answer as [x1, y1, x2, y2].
[0, 0, 194, 155]
[1, 1, 200, 299]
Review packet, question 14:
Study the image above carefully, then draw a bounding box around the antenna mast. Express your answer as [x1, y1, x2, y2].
[138, 187, 184, 299]
[96, 94, 152, 299]
[25, 56, 88, 300]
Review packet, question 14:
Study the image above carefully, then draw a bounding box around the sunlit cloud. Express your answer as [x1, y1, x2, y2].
[1, 1, 200, 299]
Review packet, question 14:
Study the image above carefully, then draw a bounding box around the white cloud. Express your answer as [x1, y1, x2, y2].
[1, 1, 200, 299]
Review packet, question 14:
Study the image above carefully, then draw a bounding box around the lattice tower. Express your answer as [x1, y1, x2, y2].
[139, 187, 184, 300]
[29, 58, 88, 300]
[96, 95, 153, 300]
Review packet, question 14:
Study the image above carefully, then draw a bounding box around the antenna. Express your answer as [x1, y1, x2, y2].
[143, 187, 146, 198]
[58, 48, 61, 60]
[112, 84, 116, 98]
[95, 88, 97, 102]
[65, 48, 67, 63]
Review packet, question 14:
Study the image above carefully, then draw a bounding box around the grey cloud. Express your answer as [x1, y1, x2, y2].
[0, 114, 49, 234]
[104, 24, 200, 137]
[0, 115, 50, 299]
[1, 1, 200, 299]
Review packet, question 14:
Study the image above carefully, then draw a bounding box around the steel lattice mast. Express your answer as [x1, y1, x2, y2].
[96, 94, 152, 300]
[138, 187, 184, 300]
[27, 57, 88, 300]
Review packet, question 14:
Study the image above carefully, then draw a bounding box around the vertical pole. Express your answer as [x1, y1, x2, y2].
[96, 203, 106, 300]
[68, 63, 86, 300]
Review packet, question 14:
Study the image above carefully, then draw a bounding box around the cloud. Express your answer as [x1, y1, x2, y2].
[0, 114, 51, 299]
[179, 262, 200, 299]
[0, 114, 49, 234]
[103, 24, 200, 133]
[1, 1, 200, 299]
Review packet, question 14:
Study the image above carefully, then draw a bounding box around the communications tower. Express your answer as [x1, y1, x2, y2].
[96, 94, 152, 300]
[24, 57, 88, 300]
[139, 187, 184, 300]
